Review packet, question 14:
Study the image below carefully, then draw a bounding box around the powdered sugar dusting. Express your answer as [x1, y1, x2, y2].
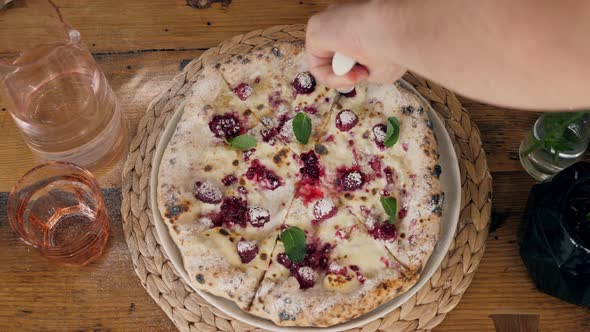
[208, 114, 242, 139]
[237, 239, 258, 263]
[189, 67, 224, 104]
[165, 192, 178, 205]
[335, 110, 359, 132]
[297, 266, 316, 282]
[237, 240, 257, 253]
[277, 102, 288, 114]
[296, 74, 312, 89]
[329, 262, 343, 271]
[255, 280, 274, 298]
[340, 110, 356, 125]
[365, 215, 377, 230]
[279, 118, 294, 140]
[232, 83, 253, 101]
[367, 82, 419, 111]
[200, 217, 213, 228]
[243, 148, 255, 161]
[346, 172, 362, 184]
[373, 125, 386, 142]
[313, 198, 337, 220]
[262, 116, 274, 127]
[193, 181, 223, 204]
[292, 72, 316, 94]
[328, 262, 348, 276]
[341, 171, 364, 190]
[248, 206, 271, 227]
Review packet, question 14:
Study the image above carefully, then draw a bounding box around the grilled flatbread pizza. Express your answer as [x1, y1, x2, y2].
[157, 41, 442, 327]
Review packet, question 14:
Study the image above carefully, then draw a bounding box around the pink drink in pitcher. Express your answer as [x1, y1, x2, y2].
[0, 0, 126, 170]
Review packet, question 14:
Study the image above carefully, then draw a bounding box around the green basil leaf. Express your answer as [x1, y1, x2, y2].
[227, 134, 257, 150]
[380, 196, 397, 224]
[553, 141, 573, 151]
[293, 112, 312, 145]
[280, 226, 306, 263]
[384, 117, 400, 148]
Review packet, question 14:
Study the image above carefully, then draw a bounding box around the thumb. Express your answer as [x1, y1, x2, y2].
[305, 1, 371, 87]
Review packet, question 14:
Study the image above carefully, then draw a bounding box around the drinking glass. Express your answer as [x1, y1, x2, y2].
[519, 112, 590, 181]
[7, 162, 109, 266]
[0, 0, 127, 170]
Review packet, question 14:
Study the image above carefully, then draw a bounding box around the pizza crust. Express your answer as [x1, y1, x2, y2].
[250, 242, 419, 327]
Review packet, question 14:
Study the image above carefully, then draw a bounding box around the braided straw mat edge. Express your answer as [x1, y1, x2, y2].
[121, 24, 492, 332]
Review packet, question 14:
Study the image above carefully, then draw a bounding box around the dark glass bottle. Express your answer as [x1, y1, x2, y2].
[520, 162, 590, 307]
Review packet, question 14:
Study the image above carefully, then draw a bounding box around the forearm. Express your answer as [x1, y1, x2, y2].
[372, 0, 590, 110]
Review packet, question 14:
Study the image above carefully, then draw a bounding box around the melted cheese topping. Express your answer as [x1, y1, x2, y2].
[200, 228, 242, 266]
[332, 233, 387, 275]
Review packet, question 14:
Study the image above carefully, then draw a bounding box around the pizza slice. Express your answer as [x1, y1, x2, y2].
[313, 81, 442, 272]
[157, 65, 301, 309]
[249, 185, 418, 327]
[217, 41, 299, 118]
[272, 45, 339, 150]
[217, 42, 338, 154]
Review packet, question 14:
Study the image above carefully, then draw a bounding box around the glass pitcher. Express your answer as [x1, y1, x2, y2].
[0, 0, 127, 170]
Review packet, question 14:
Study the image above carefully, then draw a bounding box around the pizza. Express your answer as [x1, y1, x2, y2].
[157, 41, 442, 327]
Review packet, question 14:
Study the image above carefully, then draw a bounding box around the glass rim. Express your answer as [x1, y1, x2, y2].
[7, 161, 106, 249]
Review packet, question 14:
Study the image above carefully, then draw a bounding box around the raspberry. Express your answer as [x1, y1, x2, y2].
[337, 169, 365, 191]
[313, 198, 337, 221]
[292, 72, 316, 94]
[193, 181, 222, 204]
[232, 83, 252, 101]
[208, 114, 242, 139]
[335, 110, 359, 132]
[247, 206, 270, 227]
[237, 239, 258, 263]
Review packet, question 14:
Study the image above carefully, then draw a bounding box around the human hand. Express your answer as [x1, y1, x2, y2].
[309, 0, 590, 110]
[305, 1, 407, 89]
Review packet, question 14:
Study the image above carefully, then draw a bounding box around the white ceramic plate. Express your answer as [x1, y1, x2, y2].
[150, 80, 461, 331]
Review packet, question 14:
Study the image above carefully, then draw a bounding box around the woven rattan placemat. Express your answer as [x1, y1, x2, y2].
[121, 24, 492, 332]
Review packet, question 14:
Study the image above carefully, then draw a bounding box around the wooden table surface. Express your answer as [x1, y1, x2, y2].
[1, 1, 589, 331]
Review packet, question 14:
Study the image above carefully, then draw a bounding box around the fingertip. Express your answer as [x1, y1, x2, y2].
[349, 65, 369, 82]
[307, 52, 332, 69]
[325, 74, 355, 89]
[308, 64, 333, 86]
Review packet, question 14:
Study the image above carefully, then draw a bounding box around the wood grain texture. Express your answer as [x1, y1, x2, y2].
[0, 0, 589, 331]
[490, 314, 539, 332]
[1, 0, 333, 54]
[0, 189, 178, 331]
